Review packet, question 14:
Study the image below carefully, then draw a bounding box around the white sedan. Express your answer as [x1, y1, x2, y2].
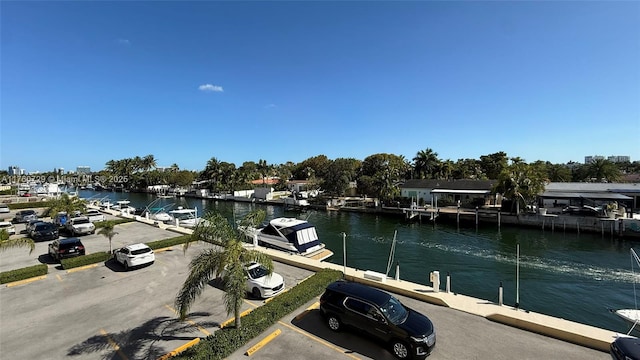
[113, 243, 155, 271]
[244, 262, 285, 299]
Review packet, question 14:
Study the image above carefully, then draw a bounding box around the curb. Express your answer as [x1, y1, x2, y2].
[5, 275, 47, 287]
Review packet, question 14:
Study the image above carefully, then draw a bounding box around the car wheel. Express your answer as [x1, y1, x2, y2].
[391, 340, 410, 359]
[252, 287, 262, 299]
[326, 314, 341, 332]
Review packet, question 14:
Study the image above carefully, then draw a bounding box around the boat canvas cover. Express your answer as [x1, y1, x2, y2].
[272, 222, 320, 253]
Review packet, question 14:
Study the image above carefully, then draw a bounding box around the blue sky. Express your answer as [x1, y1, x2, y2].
[1, 1, 639, 173]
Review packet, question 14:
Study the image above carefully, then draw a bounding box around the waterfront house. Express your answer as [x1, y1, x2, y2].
[400, 179, 498, 208]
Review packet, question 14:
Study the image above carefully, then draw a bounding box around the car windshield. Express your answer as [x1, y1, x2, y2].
[60, 241, 82, 249]
[247, 265, 269, 279]
[380, 296, 408, 325]
[35, 223, 55, 231]
[131, 247, 151, 255]
[73, 218, 90, 224]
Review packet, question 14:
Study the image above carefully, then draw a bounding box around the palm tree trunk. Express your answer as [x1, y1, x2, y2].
[234, 304, 241, 327]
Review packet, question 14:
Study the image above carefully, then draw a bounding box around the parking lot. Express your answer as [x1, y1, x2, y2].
[1, 215, 610, 360]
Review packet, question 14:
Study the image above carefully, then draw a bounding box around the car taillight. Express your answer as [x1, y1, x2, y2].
[59, 249, 67, 253]
[78, 246, 84, 250]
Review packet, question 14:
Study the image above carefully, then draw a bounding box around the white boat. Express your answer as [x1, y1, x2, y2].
[110, 200, 137, 213]
[242, 217, 333, 261]
[148, 205, 174, 222]
[167, 206, 201, 228]
[613, 248, 640, 334]
[283, 191, 310, 210]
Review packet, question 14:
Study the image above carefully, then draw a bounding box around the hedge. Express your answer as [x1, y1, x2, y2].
[61, 252, 112, 270]
[0, 264, 48, 284]
[174, 268, 343, 359]
[147, 235, 192, 250]
[5, 201, 54, 210]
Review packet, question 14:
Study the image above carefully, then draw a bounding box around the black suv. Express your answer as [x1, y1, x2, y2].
[48, 238, 85, 262]
[319, 280, 436, 359]
[30, 222, 59, 242]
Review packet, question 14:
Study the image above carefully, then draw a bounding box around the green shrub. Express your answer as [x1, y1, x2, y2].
[0, 264, 48, 284]
[147, 235, 192, 250]
[61, 252, 111, 270]
[6, 201, 54, 210]
[174, 268, 343, 359]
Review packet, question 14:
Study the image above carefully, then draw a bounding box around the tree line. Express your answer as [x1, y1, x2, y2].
[2, 150, 637, 203]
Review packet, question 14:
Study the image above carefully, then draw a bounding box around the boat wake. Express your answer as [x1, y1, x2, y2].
[414, 240, 640, 283]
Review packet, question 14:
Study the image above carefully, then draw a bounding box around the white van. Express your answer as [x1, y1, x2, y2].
[0, 203, 9, 213]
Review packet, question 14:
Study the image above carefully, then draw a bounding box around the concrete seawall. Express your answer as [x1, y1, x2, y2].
[109, 207, 618, 353]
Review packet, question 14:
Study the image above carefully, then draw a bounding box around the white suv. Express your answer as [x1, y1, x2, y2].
[244, 262, 285, 299]
[113, 243, 155, 271]
[84, 210, 106, 222]
[65, 217, 96, 236]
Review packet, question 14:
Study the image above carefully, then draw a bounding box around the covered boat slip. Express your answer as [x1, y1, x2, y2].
[539, 191, 634, 211]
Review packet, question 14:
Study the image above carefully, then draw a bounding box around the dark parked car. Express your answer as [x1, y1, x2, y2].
[562, 205, 603, 217]
[12, 209, 38, 223]
[611, 335, 640, 360]
[30, 222, 59, 242]
[48, 238, 85, 262]
[319, 280, 436, 359]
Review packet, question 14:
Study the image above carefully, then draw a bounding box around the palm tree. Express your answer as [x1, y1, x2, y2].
[587, 159, 621, 182]
[493, 161, 546, 215]
[97, 221, 118, 253]
[0, 229, 35, 254]
[413, 148, 440, 179]
[46, 193, 86, 219]
[175, 209, 273, 328]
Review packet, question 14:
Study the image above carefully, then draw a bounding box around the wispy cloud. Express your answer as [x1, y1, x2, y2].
[116, 38, 131, 46]
[198, 84, 224, 92]
[265, 103, 277, 109]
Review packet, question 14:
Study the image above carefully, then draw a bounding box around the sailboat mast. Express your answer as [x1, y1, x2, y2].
[386, 230, 397, 277]
[516, 243, 520, 309]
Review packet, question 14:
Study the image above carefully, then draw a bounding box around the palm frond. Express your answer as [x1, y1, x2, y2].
[175, 248, 224, 320]
[0, 238, 36, 255]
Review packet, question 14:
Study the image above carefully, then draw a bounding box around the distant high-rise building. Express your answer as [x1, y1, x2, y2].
[77, 166, 91, 174]
[8, 166, 21, 176]
[607, 155, 630, 163]
[584, 156, 604, 164]
[585, 155, 630, 164]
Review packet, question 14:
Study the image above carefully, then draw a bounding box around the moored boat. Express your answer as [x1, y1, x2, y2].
[242, 217, 333, 261]
[167, 206, 201, 228]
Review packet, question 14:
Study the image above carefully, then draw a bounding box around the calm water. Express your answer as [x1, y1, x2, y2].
[81, 190, 640, 333]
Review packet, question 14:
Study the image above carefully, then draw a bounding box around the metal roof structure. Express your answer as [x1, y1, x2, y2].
[540, 191, 632, 200]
